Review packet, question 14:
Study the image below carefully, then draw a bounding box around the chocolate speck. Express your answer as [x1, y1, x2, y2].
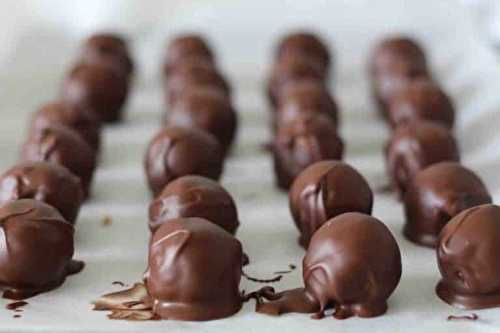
[102, 215, 112, 226]
[13, 314, 21, 319]
[6, 301, 28, 311]
[447, 313, 479, 321]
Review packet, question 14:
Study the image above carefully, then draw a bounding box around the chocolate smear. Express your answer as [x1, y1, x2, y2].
[242, 270, 283, 283]
[447, 313, 479, 321]
[6, 301, 28, 310]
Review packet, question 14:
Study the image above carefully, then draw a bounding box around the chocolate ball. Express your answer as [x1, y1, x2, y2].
[144, 126, 224, 196]
[268, 56, 326, 107]
[80, 33, 133, 77]
[30, 100, 101, 152]
[21, 125, 97, 198]
[276, 32, 330, 71]
[385, 121, 460, 196]
[387, 79, 455, 129]
[0, 162, 83, 224]
[0, 199, 83, 300]
[254, 213, 401, 319]
[289, 160, 373, 247]
[403, 162, 492, 247]
[165, 61, 230, 106]
[303, 213, 402, 319]
[164, 34, 214, 75]
[436, 204, 500, 309]
[149, 175, 239, 234]
[62, 63, 129, 123]
[165, 87, 237, 154]
[275, 79, 338, 130]
[144, 217, 243, 321]
[272, 113, 343, 190]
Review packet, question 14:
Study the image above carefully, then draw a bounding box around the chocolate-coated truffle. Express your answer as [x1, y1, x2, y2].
[165, 87, 237, 153]
[80, 33, 133, 77]
[273, 113, 343, 190]
[370, 37, 429, 117]
[149, 175, 239, 234]
[62, 63, 129, 123]
[165, 61, 230, 106]
[436, 204, 500, 309]
[385, 121, 460, 196]
[388, 79, 455, 129]
[254, 213, 401, 319]
[0, 162, 83, 224]
[0, 199, 83, 300]
[403, 162, 492, 247]
[144, 126, 224, 196]
[274, 80, 338, 133]
[144, 217, 243, 321]
[164, 34, 214, 75]
[21, 125, 97, 198]
[276, 32, 330, 71]
[30, 100, 101, 151]
[289, 160, 373, 247]
[268, 56, 326, 107]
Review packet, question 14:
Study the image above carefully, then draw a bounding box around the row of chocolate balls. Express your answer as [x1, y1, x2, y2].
[0, 33, 133, 300]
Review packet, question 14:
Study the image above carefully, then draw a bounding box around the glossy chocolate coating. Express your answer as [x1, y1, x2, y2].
[0, 162, 83, 224]
[385, 121, 460, 196]
[165, 61, 230, 106]
[21, 125, 96, 198]
[268, 55, 326, 107]
[165, 87, 237, 153]
[403, 162, 492, 247]
[289, 160, 373, 247]
[275, 79, 338, 129]
[30, 100, 101, 152]
[276, 32, 330, 71]
[164, 34, 214, 75]
[144, 126, 224, 196]
[387, 79, 455, 129]
[62, 63, 129, 123]
[273, 114, 343, 190]
[0, 199, 83, 300]
[80, 33, 133, 77]
[255, 213, 401, 319]
[148, 175, 239, 234]
[145, 217, 243, 321]
[436, 204, 500, 309]
[370, 37, 429, 117]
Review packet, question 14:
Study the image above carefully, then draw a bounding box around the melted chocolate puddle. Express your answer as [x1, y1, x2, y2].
[447, 313, 478, 321]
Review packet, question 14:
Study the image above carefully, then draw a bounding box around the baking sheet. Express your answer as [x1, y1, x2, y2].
[0, 0, 500, 332]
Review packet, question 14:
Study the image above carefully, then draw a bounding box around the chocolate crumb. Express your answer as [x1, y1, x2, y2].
[102, 215, 112, 226]
[6, 301, 28, 311]
[13, 314, 21, 318]
[289, 264, 296, 270]
[447, 313, 479, 321]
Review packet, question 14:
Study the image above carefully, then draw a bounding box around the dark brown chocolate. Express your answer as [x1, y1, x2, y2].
[268, 55, 326, 107]
[436, 204, 500, 309]
[144, 217, 243, 321]
[144, 126, 224, 196]
[0, 199, 83, 300]
[0, 161, 83, 224]
[80, 33, 133, 77]
[165, 61, 230, 106]
[385, 121, 460, 196]
[30, 100, 102, 152]
[21, 125, 96, 199]
[275, 79, 338, 129]
[163, 34, 214, 75]
[62, 63, 129, 123]
[276, 32, 330, 72]
[254, 213, 401, 319]
[165, 87, 238, 154]
[272, 113, 343, 190]
[387, 78, 455, 129]
[289, 160, 373, 248]
[148, 175, 239, 234]
[403, 162, 491, 247]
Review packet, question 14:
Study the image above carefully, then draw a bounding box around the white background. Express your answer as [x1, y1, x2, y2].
[0, 0, 500, 332]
